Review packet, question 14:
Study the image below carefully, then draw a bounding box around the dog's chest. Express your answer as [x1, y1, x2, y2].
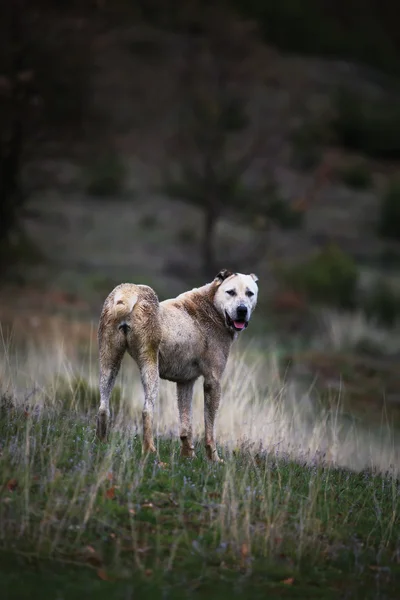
[158, 329, 203, 383]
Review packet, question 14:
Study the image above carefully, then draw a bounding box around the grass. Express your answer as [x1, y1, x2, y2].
[1, 330, 400, 598]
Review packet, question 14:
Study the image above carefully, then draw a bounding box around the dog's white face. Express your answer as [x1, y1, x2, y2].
[214, 271, 259, 333]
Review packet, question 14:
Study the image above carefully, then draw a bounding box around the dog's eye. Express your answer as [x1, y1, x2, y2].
[246, 290, 254, 297]
[226, 289, 236, 297]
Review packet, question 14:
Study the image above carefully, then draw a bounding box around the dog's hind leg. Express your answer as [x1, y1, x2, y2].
[137, 344, 160, 455]
[177, 381, 195, 458]
[97, 328, 126, 441]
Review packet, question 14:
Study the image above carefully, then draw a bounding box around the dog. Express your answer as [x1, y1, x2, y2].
[96, 269, 258, 461]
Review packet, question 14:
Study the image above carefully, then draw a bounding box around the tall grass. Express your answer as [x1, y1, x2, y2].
[0, 328, 399, 595]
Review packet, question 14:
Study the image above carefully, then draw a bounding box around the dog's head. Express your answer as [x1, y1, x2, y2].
[213, 269, 259, 333]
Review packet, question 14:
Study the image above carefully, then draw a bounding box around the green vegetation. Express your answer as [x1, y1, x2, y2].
[1, 390, 399, 599]
[290, 121, 329, 171]
[52, 376, 122, 413]
[378, 180, 400, 241]
[139, 214, 159, 230]
[232, 0, 400, 75]
[278, 245, 359, 309]
[362, 281, 400, 327]
[85, 153, 126, 197]
[339, 162, 372, 190]
[331, 90, 400, 160]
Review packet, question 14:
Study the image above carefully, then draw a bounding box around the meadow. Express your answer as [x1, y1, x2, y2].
[0, 321, 399, 599]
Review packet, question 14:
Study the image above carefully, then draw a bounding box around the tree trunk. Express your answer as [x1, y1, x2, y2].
[0, 121, 23, 242]
[203, 203, 218, 278]
[0, 1, 25, 271]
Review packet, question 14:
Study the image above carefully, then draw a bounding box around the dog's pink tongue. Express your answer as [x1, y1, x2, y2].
[234, 321, 245, 330]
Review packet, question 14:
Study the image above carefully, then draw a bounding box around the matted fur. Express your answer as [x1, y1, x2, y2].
[97, 270, 258, 461]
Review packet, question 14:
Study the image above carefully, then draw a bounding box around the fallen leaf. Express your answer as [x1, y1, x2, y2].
[82, 546, 103, 567]
[152, 492, 170, 507]
[208, 492, 221, 499]
[7, 479, 18, 492]
[97, 568, 114, 581]
[141, 502, 154, 509]
[282, 577, 294, 585]
[105, 486, 116, 500]
[240, 542, 250, 569]
[106, 471, 113, 481]
[369, 565, 390, 573]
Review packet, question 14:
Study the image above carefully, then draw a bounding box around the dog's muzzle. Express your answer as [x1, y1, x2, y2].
[225, 311, 249, 332]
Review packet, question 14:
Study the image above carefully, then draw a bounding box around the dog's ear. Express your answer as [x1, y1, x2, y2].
[250, 273, 259, 282]
[215, 269, 233, 283]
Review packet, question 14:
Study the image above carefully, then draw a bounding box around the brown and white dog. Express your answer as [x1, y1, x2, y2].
[97, 269, 259, 461]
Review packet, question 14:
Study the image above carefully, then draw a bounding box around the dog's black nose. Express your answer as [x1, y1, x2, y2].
[236, 304, 248, 319]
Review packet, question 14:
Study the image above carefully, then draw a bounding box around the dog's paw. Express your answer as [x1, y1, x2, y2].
[180, 446, 196, 459]
[212, 455, 224, 464]
[96, 411, 109, 441]
[205, 445, 223, 463]
[142, 442, 157, 455]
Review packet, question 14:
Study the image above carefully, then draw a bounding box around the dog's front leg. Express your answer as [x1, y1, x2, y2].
[203, 377, 223, 462]
[177, 380, 195, 458]
[138, 350, 159, 455]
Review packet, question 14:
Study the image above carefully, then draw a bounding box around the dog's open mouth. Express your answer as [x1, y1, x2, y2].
[225, 311, 248, 332]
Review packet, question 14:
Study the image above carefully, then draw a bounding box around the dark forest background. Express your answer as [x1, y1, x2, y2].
[1, 0, 400, 339]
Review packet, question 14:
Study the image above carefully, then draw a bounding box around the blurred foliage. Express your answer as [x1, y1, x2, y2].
[362, 280, 400, 327]
[339, 162, 372, 190]
[162, 6, 264, 276]
[85, 152, 126, 197]
[290, 120, 331, 171]
[331, 89, 400, 160]
[231, 0, 400, 75]
[0, 1, 92, 268]
[133, 0, 400, 75]
[378, 180, 400, 241]
[277, 245, 359, 309]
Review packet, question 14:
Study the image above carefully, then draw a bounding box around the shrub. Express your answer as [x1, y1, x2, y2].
[362, 281, 400, 327]
[340, 162, 372, 190]
[290, 121, 327, 171]
[378, 180, 400, 241]
[279, 245, 359, 309]
[139, 214, 159, 230]
[331, 89, 400, 160]
[177, 226, 196, 244]
[85, 153, 126, 197]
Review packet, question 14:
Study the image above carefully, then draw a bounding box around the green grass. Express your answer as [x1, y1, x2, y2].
[1, 334, 400, 599]
[1, 396, 400, 598]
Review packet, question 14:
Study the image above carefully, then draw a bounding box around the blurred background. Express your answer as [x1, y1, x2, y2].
[1, 0, 400, 429]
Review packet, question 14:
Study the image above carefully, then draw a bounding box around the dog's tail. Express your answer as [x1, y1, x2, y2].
[112, 288, 139, 335]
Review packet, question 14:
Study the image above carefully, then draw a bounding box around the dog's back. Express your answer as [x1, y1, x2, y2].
[98, 283, 162, 362]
